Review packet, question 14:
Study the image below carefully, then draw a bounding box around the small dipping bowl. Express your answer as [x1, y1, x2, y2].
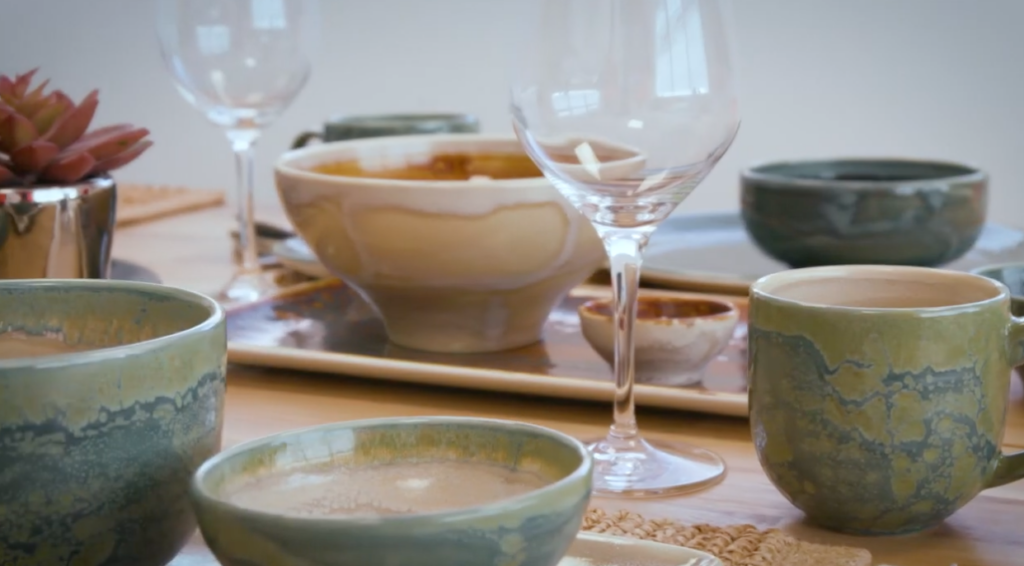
[578, 295, 740, 386]
[741, 158, 988, 268]
[971, 262, 1024, 381]
[190, 416, 593, 566]
[0, 279, 226, 566]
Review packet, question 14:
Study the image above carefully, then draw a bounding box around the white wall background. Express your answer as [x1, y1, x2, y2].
[3, 0, 1024, 225]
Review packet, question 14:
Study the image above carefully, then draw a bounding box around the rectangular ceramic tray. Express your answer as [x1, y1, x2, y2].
[226, 280, 750, 418]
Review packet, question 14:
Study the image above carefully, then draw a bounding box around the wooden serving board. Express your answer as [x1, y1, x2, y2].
[225, 280, 750, 418]
[116, 183, 225, 227]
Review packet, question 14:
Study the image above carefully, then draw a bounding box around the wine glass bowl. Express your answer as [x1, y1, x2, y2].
[157, 0, 319, 304]
[510, 0, 741, 497]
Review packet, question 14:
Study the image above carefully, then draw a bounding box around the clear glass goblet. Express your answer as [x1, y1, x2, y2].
[510, 0, 742, 497]
[157, 0, 319, 304]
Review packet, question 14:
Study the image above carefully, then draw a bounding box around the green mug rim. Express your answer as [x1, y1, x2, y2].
[750, 265, 1010, 314]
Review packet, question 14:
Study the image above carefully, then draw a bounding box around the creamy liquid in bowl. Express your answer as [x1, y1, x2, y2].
[224, 460, 552, 517]
[0, 331, 91, 359]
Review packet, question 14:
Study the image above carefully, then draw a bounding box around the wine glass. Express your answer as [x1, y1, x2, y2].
[509, 0, 741, 497]
[157, 0, 319, 304]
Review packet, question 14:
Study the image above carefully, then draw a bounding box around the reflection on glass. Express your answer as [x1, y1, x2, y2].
[655, 0, 709, 97]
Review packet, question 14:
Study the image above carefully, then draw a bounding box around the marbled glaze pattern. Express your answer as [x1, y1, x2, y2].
[741, 159, 988, 268]
[748, 268, 1024, 535]
[0, 281, 226, 566]
[275, 134, 606, 354]
[191, 417, 592, 566]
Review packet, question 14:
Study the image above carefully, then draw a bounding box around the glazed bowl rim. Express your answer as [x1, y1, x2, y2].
[191, 415, 593, 527]
[740, 157, 987, 190]
[0, 279, 223, 371]
[577, 296, 738, 324]
[751, 265, 1010, 314]
[274, 132, 553, 189]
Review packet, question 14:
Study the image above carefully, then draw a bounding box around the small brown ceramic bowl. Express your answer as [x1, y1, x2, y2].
[578, 295, 739, 386]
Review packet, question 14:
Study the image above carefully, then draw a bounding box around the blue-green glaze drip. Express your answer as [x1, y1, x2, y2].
[0, 280, 225, 566]
[749, 327, 1000, 535]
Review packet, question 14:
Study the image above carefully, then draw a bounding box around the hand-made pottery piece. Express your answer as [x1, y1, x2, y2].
[0, 279, 226, 566]
[190, 416, 592, 566]
[578, 295, 739, 386]
[274, 133, 607, 354]
[741, 158, 988, 268]
[971, 262, 1024, 382]
[291, 113, 480, 149]
[748, 265, 1024, 535]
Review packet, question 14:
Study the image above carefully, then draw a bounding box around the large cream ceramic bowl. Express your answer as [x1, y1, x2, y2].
[275, 134, 606, 354]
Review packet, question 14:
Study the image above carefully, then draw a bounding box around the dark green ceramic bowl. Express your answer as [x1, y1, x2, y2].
[0, 280, 226, 566]
[741, 158, 988, 268]
[191, 416, 592, 566]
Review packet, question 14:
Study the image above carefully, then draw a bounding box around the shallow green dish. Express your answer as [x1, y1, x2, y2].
[0, 280, 226, 566]
[191, 416, 593, 566]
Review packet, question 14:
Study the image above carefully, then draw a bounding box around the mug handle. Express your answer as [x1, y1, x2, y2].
[985, 313, 1024, 488]
[291, 131, 322, 149]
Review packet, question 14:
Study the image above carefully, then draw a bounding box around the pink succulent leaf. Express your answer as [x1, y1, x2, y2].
[9, 141, 59, 173]
[64, 124, 135, 147]
[0, 113, 39, 154]
[13, 93, 51, 118]
[44, 90, 98, 149]
[90, 139, 153, 174]
[39, 152, 95, 184]
[52, 90, 73, 108]
[30, 94, 71, 135]
[25, 79, 50, 100]
[0, 162, 13, 185]
[0, 76, 15, 104]
[64, 125, 149, 162]
[12, 69, 39, 98]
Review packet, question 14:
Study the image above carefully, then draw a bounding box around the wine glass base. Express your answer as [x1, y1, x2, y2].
[216, 269, 279, 306]
[585, 435, 726, 498]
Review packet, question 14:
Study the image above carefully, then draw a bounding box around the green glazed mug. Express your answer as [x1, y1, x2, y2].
[748, 265, 1024, 536]
[291, 113, 480, 149]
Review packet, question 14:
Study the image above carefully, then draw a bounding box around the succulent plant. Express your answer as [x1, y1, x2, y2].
[0, 69, 153, 187]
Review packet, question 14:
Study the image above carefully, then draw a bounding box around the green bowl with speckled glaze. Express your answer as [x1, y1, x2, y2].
[741, 158, 988, 268]
[0, 280, 226, 566]
[748, 265, 1024, 536]
[190, 416, 592, 566]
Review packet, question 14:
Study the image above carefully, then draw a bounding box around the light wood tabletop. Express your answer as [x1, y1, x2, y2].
[118, 204, 1024, 566]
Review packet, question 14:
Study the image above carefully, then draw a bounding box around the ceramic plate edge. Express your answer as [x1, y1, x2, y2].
[567, 532, 724, 566]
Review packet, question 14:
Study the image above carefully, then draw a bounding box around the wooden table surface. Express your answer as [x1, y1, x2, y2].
[117, 204, 1024, 566]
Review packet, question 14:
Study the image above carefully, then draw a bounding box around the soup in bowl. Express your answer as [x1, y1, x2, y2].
[274, 134, 607, 354]
[190, 416, 593, 566]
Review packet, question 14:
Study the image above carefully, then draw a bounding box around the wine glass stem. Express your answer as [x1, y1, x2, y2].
[227, 129, 262, 275]
[600, 227, 653, 442]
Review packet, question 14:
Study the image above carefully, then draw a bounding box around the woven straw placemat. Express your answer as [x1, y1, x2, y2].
[582, 509, 872, 566]
[117, 183, 225, 227]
